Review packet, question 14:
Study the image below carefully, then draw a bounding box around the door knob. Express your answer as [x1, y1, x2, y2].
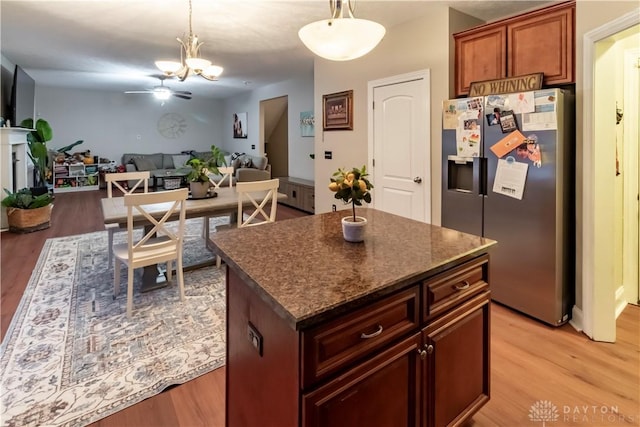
[413, 177, 422, 183]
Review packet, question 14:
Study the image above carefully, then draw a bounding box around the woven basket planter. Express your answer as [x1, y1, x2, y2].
[6, 204, 53, 233]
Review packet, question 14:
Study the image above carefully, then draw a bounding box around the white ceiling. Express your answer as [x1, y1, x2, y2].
[1, 0, 553, 100]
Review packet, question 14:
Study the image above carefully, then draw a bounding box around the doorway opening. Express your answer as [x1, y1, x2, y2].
[260, 96, 289, 178]
[582, 11, 639, 342]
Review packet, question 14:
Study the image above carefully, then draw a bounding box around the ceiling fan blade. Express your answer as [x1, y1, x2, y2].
[124, 90, 153, 94]
[173, 90, 192, 96]
[173, 94, 192, 100]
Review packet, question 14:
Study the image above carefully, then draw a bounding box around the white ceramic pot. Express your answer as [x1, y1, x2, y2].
[341, 216, 367, 242]
[190, 181, 210, 199]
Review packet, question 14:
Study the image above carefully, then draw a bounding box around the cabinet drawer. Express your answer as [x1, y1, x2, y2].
[302, 286, 420, 388]
[302, 333, 421, 427]
[423, 254, 489, 320]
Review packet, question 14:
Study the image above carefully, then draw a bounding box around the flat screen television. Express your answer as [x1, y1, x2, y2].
[10, 65, 36, 128]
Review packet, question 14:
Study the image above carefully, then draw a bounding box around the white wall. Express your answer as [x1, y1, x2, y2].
[313, 4, 453, 217]
[35, 86, 224, 164]
[221, 70, 314, 181]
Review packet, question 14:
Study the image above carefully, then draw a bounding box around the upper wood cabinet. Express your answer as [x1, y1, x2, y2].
[454, 1, 575, 97]
[455, 26, 507, 98]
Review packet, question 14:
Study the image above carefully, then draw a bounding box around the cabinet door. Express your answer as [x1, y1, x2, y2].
[507, 3, 574, 86]
[423, 292, 490, 427]
[302, 188, 315, 213]
[454, 25, 506, 97]
[278, 180, 293, 207]
[303, 333, 421, 427]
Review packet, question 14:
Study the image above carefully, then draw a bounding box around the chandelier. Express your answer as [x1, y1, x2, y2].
[298, 0, 386, 61]
[155, 0, 223, 81]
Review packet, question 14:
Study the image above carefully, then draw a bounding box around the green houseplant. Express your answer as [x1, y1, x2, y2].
[328, 165, 374, 242]
[2, 187, 54, 233]
[20, 118, 52, 190]
[186, 145, 227, 198]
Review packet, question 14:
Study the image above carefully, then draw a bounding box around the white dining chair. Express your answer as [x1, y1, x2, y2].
[200, 167, 234, 268]
[112, 188, 188, 318]
[202, 166, 234, 238]
[209, 178, 280, 268]
[236, 178, 280, 228]
[104, 171, 150, 264]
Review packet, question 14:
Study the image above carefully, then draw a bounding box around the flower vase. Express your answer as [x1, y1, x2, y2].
[190, 181, 210, 199]
[341, 216, 367, 242]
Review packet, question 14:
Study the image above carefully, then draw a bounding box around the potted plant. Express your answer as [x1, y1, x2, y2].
[20, 118, 53, 194]
[328, 165, 374, 242]
[186, 145, 227, 199]
[2, 187, 54, 233]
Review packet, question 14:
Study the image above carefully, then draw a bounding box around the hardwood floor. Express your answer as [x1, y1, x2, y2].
[1, 191, 638, 426]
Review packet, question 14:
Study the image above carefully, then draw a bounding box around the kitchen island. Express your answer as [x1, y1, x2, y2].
[209, 209, 496, 427]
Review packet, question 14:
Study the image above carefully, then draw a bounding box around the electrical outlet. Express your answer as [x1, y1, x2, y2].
[332, 204, 337, 212]
[247, 322, 263, 356]
[324, 151, 332, 159]
[251, 144, 255, 150]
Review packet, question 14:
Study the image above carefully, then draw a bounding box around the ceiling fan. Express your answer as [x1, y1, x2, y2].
[125, 76, 192, 101]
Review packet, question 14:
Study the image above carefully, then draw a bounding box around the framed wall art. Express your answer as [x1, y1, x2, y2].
[233, 112, 248, 138]
[323, 90, 353, 131]
[300, 111, 315, 137]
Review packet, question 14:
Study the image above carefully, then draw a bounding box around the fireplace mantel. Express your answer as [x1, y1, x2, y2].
[0, 128, 32, 230]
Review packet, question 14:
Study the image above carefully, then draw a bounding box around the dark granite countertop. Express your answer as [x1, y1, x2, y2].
[209, 209, 496, 330]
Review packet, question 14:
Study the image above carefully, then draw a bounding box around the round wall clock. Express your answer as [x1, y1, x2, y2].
[157, 113, 187, 139]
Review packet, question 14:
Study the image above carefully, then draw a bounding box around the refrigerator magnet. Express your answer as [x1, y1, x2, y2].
[490, 130, 526, 158]
[499, 110, 518, 133]
[516, 135, 542, 168]
[486, 108, 501, 126]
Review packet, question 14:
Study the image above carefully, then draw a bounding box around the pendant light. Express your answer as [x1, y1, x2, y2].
[298, 0, 386, 61]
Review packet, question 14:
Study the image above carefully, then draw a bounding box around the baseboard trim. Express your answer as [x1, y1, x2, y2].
[569, 305, 584, 334]
[615, 285, 628, 319]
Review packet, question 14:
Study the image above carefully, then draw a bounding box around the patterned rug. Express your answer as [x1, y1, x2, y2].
[0, 218, 229, 427]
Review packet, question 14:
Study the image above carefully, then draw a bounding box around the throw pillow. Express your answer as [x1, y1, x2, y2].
[172, 154, 191, 168]
[224, 155, 233, 167]
[239, 155, 253, 169]
[251, 155, 268, 171]
[133, 157, 157, 171]
[231, 152, 245, 170]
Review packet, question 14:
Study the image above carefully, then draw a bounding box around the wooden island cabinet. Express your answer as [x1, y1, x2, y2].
[210, 210, 496, 427]
[454, 0, 575, 97]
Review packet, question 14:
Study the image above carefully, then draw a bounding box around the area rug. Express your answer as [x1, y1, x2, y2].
[0, 218, 229, 427]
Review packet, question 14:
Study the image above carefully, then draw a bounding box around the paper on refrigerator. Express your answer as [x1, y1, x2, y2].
[493, 157, 528, 200]
[522, 90, 558, 131]
[455, 108, 482, 157]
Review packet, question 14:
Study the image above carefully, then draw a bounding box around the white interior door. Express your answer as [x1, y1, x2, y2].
[368, 70, 430, 222]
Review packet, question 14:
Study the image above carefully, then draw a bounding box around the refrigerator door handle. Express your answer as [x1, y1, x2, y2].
[473, 157, 488, 196]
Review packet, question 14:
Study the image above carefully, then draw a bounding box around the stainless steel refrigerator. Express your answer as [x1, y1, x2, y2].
[441, 89, 574, 326]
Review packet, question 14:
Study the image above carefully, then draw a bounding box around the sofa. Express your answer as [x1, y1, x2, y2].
[122, 151, 271, 188]
[225, 152, 271, 182]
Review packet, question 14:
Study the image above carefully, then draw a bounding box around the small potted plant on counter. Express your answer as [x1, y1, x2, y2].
[1, 187, 53, 233]
[328, 165, 374, 242]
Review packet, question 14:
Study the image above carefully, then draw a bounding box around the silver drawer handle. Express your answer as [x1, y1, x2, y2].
[360, 324, 384, 339]
[454, 281, 470, 291]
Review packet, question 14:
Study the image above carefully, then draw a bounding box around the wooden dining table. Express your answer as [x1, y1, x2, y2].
[101, 186, 286, 291]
